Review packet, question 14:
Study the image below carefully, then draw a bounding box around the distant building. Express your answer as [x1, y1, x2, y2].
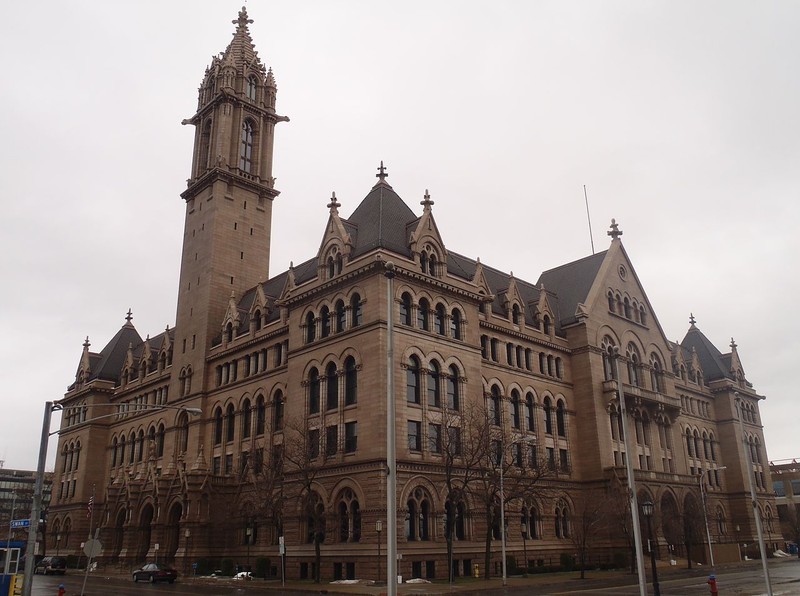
[770, 459, 800, 553]
[0, 465, 53, 554]
[48, 7, 777, 581]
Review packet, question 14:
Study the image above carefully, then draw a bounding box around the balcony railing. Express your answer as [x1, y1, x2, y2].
[603, 379, 680, 411]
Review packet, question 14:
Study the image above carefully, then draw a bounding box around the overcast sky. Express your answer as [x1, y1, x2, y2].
[1, 1, 798, 472]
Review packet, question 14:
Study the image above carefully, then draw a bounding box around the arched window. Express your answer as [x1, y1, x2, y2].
[446, 365, 460, 410]
[547, 354, 554, 376]
[177, 413, 189, 454]
[305, 312, 316, 343]
[450, 308, 462, 340]
[344, 356, 357, 406]
[526, 392, 535, 432]
[327, 256, 335, 279]
[686, 429, 694, 457]
[128, 432, 136, 464]
[435, 303, 446, 335]
[226, 404, 236, 443]
[400, 293, 412, 326]
[111, 437, 118, 468]
[335, 300, 346, 332]
[543, 315, 551, 335]
[350, 293, 362, 327]
[309, 368, 320, 414]
[489, 385, 502, 426]
[428, 253, 437, 276]
[511, 389, 521, 429]
[337, 488, 361, 543]
[650, 354, 663, 392]
[239, 120, 254, 173]
[320, 306, 331, 338]
[420, 252, 428, 274]
[226, 322, 234, 343]
[198, 119, 211, 174]
[118, 436, 126, 466]
[253, 309, 262, 332]
[602, 337, 616, 381]
[214, 407, 223, 445]
[626, 343, 641, 387]
[326, 362, 339, 411]
[418, 298, 430, 331]
[445, 499, 466, 541]
[556, 400, 566, 437]
[544, 397, 553, 435]
[255, 395, 266, 435]
[639, 305, 647, 326]
[427, 360, 441, 407]
[512, 304, 521, 325]
[623, 297, 631, 318]
[406, 488, 431, 541]
[607, 291, 615, 313]
[246, 75, 257, 100]
[242, 399, 252, 439]
[274, 390, 284, 430]
[406, 356, 421, 404]
[157, 423, 165, 457]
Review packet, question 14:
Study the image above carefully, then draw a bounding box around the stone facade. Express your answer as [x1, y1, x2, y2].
[47, 7, 776, 581]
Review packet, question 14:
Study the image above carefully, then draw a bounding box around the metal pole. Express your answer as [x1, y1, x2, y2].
[385, 261, 397, 596]
[644, 508, 661, 596]
[734, 392, 772, 596]
[23, 401, 53, 596]
[500, 452, 506, 585]
[699, 471, 719, 571]
[613, 350, 647, 596]
[376, 521, 382, 584]
[4, 492, 16, 574]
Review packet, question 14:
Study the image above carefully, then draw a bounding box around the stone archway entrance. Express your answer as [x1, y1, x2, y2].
[137, 504, 154, 562]
[165, 503, 183, 562]
[660, 493, 681, 556]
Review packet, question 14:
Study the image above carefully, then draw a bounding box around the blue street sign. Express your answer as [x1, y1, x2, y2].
[10, 519, 30, 529]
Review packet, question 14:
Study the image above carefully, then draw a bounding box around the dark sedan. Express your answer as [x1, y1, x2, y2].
[132, 563, 178, 583]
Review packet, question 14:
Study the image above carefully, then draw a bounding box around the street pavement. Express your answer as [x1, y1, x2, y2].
[26, 556, 800, 595]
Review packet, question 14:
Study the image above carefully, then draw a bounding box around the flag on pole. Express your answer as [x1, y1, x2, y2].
[87, 495, 94, 518]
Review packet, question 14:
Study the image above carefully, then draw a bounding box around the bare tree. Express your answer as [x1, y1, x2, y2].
[569, 487, 608, 579]
[281, 416, 328, 583]
[606, 472, 636, 574]
[778, 502, 800, 558]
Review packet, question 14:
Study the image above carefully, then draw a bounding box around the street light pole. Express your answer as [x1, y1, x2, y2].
[613, 348, 648, 596]
[734, 392, 772, 596]
[384, 261, 397, 596]
[23, 402, 202, 596]
[500, 449, 507, 586]
[641, 501, 660, 596]
[698, 466, 726, 572]
[376, 520, 382, 584]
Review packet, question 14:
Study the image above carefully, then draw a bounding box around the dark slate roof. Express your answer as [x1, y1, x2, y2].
[536, 251, 608, 326]
[86, 323, 143, 383]
[345, 180, 417, 258]
[680, 325, 732, 382]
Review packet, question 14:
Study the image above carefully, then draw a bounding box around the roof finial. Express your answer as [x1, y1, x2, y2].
[83, 336, 91, 349]
[125, 309, 133, 324]
[421, 189, 434, 212]
[376, 161, 388, 182]
[730, 337, 738, 351]
[327, 191, 341, 214]
[607, 218, 623, 240]
[689, 313, 696, 327]
[234, 6, 253, 29]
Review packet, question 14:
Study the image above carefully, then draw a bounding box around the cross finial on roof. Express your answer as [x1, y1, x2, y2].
[376, 161, 388, 181]
[689, 313, 696, 327]
[233, 6, 253, 29]
[83, 336, 90, 349]
[125, 309, 133, 324]
[607, 218, 623, 240]
[421, 189, 434, 212]
[730, 337, 737, 351]
[327, 191, 341, 214]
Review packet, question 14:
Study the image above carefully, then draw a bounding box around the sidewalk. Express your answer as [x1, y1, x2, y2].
[174, 556, 799, 595]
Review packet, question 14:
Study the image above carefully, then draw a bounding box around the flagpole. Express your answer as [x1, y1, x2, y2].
[80, 484, 96, 596]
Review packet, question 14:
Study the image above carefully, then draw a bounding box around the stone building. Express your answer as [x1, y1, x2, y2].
[48, 7, 775, 581]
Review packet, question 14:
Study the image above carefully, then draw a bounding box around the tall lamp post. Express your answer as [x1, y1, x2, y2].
[521, 521, 528, 573]
[698, 466, 726, 572]
[23, 402, 202, 596]
[500, 437, 535, 586]
[376, 520, 382, 584]
[384, 261, 397, 596]
[641, 501, 660, 596]
[612, 348, 648, 596]
[734, 392, 772, 596]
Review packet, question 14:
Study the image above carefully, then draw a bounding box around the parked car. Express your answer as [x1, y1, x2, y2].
[34, 556, 67, 575]
[132, 563, 178, 583]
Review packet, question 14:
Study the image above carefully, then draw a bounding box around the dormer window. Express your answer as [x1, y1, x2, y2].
[512, 303, 521, 325]
[419, 248, 438, 276]
[246, 75, 257, 101]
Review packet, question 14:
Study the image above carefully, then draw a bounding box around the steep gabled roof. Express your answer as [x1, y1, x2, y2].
[680, 324, 733, 382]
[536, 251, 608, 326]
[86, 320, 143, 383]
[345, 180, 417, 258]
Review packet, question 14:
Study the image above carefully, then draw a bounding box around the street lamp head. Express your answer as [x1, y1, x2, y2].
[641, 500, 654, 518]
[182, 407, 203, 416]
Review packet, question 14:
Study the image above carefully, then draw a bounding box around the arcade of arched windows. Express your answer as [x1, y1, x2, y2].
[108, 422, 166, 472]
[322, 246, 345, 281]
[112, 386, 170, 420]
[744, 433, 768, 490]
[739, 400, 759, 424]
[606, 289, 648, 327]
[683, 426, 724, 488]
[608, 404, 676, 473]
[63, 401, 88, 428]
[600, 336, 666, 395]
[208, 387, 290, 477]
[216, 342, 288, 389]
[418, 245, 440, 277]
[680, 395, 711, 419]
[484, 383, 571, 473]
[480, 334, 564, 380]
[399, 291, 464, 341]
[303, 293, 364, 344]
